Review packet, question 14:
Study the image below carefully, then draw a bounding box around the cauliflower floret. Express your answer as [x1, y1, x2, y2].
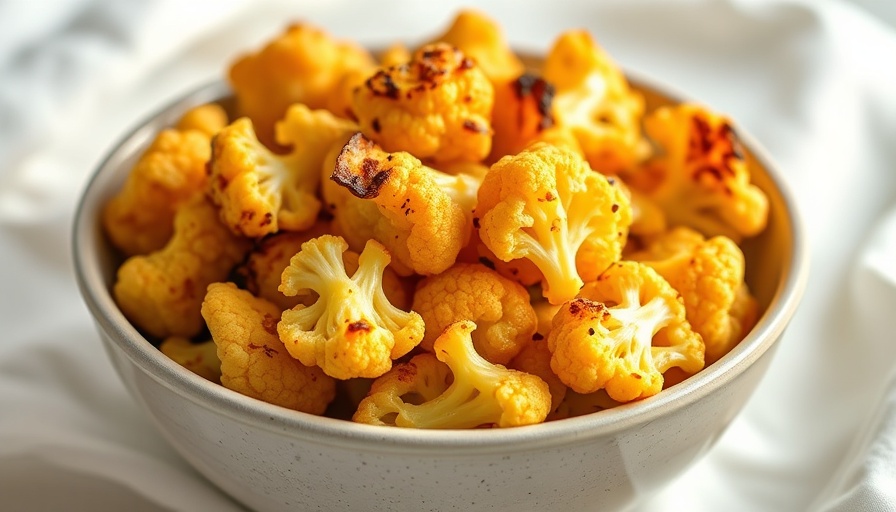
[353, 320, 551, 428]
[352, 43, 495, 163]
[175, 103, 229, 137]
[543, 30, 648, 174]
[474, 142, 633, 304]
[102, 104, 227, 256]
[228, 23, 374, 144]
[412, 263, 537, 364]
[208, 105, 357, 237]
[509, 335, 568, 418]
[629, 227, 758, 364]
[489, 73, 558, 162]
[277, 235, 424, 380]
[548, 389, 622, 421]
[427, 9, 524, 84]
[635, 103, 769, 241]
[379, 43, 411, 67]
[548, 261, 704, 402]
[235, 223, 409, 312]
[202, 282, 336, 414]
[330, 133, 477, 275]
[113, 196, 250, 338]
[159, 337, 222, 382]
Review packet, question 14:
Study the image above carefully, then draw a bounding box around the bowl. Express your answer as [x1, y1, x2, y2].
[73, 75, 808, 511]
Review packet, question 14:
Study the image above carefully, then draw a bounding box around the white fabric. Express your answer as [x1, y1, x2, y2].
[1, 0, 895, 510]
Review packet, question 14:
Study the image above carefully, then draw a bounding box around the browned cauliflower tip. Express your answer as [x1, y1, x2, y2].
[352, 43, 495, 163]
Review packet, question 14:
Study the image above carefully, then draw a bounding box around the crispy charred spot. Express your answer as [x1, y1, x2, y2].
[347, 320, 372, 333]
[366, 70, 401, 100]
[631, 373, 642, 380]
[512, 73, 556, 130]
[478, 256, 496, 270]
[332, 133, 393, 199]
[532, 332, 545, 341]
[371, 118, 381, 133]
[395, 362, 418, 384]
[462, 120, 488, 133]
[259, 212, 273, 227]
[261, 313, 278, 336]
[611, 203, 619, 213]
[588, 327, 596, 336]
[248, 342, 278, 358]
[567, 298, 608, 318]
[241, 210, 255, 221]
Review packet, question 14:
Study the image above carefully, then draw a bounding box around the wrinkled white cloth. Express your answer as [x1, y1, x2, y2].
[1, 0, 895, 510]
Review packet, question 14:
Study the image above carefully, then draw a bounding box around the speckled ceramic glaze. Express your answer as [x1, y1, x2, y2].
[74, 77, 808, 512]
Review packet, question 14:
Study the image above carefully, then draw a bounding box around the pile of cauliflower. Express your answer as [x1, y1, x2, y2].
[104, 11, 769, 429]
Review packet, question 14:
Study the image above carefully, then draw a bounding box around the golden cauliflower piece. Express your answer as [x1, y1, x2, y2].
[352, 43, 495, 163]
[509, 335, 568, 418]
[412, 263, 537, 365]
[228, 23, 374, 144]
[202, 282, 336, 414]
[629, 227, 758, 364]
[159, 337, 222, 382]
[543, 30, 648, 174]
[330, 133, 477, 275]
[353, 320, 551, 428]
[489, 73, 558, 162]
[427, 9, 524, 84]
[208, 104, 358, 237]
[548, 261, 705, 402]
[474, 142, 632, 304]
[636, 103, 769, 242]
[113, 196, 250, 339]
[235, 223, 409, 312]
[102, 104, 227, 256]
[277, 235, 424, 380]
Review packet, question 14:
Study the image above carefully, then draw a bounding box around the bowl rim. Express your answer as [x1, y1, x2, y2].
[72, 73, 809, 455]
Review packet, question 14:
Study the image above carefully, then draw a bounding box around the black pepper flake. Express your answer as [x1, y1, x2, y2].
[588, 327, 595, 336]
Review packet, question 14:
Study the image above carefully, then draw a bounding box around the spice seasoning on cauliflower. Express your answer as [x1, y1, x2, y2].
[412, 263, 537, 365]
[159, 337, 222, 383]
[352, 43, 495, 163]
[102, 104, 227, 256]
[113, 196, 251, 339]
[330, 133, 475, 276]
[202, 282, 336, 414]
[277, 235, 424, 380]
[427, 9, 524, 85]
[474, 142, 633, 304]
[632, 103, 769, 242]
[629, 227, 758, 364]
[353, 320, 551, 428]
[228, 23, 374, 145]
[548, 262, 705, 402]
[543, 30, 648, 175]
[207, 104, 358, 238]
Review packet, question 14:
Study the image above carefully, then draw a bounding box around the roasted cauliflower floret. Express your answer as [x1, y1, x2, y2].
[102, 104, 227, 256]
[353, 320, 551, 428]
[489, 73, 558, 162]
[352, 43, 494, 163]
[548, 262, 704, 402]
[428, 9, 524, 84]
[208, 105, 357, 237]
[509, 335, 568, 418]
[474, 142, 632, 304]
[228, 23, 374, 144]
[235, 224, 410, 312]
[159, 337, 222, 382]
[330, 133, 476, 275]
[543, 30, 648, 174]
[412, 263, 537, 364]
[629, 227, 758, 364]
[636, 103, 769, 241]
[277, 235, 424, 380]
[113, 196, 250, 338]
[202, 282, 336, 414]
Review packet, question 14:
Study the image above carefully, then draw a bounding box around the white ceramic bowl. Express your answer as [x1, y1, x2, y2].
[73, 77, 808, 512]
